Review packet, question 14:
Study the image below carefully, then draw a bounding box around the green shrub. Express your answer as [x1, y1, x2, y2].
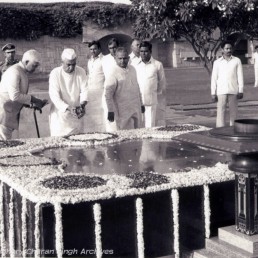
[0, 2, 134, 40]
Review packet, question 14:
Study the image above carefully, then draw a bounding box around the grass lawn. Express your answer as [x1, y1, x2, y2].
[165, 65, 256, 105]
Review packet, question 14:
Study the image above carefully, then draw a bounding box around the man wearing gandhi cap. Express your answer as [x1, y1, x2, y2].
[0, 43, 19, 80]
[0, 49, 47, 140]
[49, 48, 88, 136]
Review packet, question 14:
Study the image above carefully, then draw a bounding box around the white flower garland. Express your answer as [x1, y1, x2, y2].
[22, 197, 27, 258]
[34, 202, 41, 258]
[0, 125, 231, 258]
[0, 182, 6, 258]
[203, 185, 211, 238]
[171, 189, 179, 258]
[93, 203, 102, 258]
[54, 202, 63, 258]
[9, 188, 15, 258]
[136, 197, 144, 258]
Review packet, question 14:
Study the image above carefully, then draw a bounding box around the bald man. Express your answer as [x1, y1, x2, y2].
[0, 49, 47, 140]
[49, 48, 88, 136]
[105, 47, 144, 130]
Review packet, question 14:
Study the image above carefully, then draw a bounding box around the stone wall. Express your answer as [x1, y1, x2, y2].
[0, 35, 89, 74]
[172, 41, 202, 68]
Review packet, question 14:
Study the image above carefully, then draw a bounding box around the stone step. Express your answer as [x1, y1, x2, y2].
[219, 226, 258, 256]
[205, 237, 256, 258]
[193, 248, 225, 258]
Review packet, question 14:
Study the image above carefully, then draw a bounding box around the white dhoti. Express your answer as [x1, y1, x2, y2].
[84, 87, 106, 132]
[102, 94, 117, 132]
[49, 108, 83, 136]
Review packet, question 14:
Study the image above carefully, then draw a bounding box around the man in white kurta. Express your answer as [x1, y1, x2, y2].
[49, 49, 88, 136]
[129, 38, 141, 68]
[86, 41, 106, 132]
[102, 38, 119, 132]
[136, 41, 166, 128]
[105, 47, 144, 130]
[211, 41, 244, 127]
[253, 45, 258, 87]
[101, 38, 118, 77]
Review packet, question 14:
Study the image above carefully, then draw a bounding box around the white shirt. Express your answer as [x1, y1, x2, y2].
[87, 53, 105, 89]
[211, 56, 244, 95]
[129, 52, 141, 68]
[135, 57, 166, 106]
[102, 53, 116, 77]
[253, 52, 258, 68]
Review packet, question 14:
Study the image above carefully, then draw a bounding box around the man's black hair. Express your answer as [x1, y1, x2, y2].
[139, 41, 152, 51]
[88, 41, 101, 49]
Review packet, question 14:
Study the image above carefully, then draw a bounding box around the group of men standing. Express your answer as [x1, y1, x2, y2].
[0, 38, 247, 141]
[87, 38, 166, 133]
[0, 38, 166, 140]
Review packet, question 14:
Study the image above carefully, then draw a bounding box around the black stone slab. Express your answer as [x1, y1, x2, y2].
[174, 130, 258, 154]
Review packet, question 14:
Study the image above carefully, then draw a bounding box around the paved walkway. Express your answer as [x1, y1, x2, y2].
[166, 101, 258, 128]
[16, 66, 258, 138]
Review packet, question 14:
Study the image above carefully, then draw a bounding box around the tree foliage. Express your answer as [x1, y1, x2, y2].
[131, 0, 258, 74]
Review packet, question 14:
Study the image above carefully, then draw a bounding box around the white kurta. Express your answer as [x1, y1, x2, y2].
[85, 54, 106, 132]
[136, 57, 166, 106]
[253, 52, 258, 87]
[102, 53, 116, 77]
[135, 57, 166, 128]
[102, 53, 118, 132]
[129, 52, 141, 68]
[104, 64, 142, 130]
[211, 56, 244, 95]
[49, 66, 88, 136]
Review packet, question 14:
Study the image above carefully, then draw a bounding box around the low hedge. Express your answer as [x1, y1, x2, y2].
[0, 2, 134, 40]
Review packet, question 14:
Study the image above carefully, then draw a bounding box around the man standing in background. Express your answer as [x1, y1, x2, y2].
[135, 41, 166, 128]
[102, 37, 119, 132]
[252, 45, 258, 87]
[86, 40, 106, 132]
[49, 48, 88, 136]
[129, 38, 141, 67]
[102, 37, 119, 77]
[211, 40, 244, 127]
[0, 43, 19, 81]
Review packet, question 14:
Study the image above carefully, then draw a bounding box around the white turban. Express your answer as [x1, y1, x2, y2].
[61, 48, 77, 61]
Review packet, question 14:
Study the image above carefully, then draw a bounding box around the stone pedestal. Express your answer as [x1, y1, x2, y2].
[194, 225, 258, 258]
[229, 154, 258, 235]
[219, 226, 258, 255]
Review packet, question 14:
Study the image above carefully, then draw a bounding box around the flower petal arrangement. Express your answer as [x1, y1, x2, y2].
[0, 125, 234, 203]
[0, 125, 235, 258]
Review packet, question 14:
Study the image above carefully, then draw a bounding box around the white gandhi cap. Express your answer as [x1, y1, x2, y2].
[61, 48, 77, 60]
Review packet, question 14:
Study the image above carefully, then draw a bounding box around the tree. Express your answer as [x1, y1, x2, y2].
[130, 0, 258, 74]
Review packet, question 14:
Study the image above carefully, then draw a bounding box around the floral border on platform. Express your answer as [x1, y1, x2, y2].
[0, 125, 234, 204]
[0, 125, 235, 258]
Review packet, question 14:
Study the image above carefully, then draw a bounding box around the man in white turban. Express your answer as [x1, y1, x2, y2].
[49, 48, 88, 136]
